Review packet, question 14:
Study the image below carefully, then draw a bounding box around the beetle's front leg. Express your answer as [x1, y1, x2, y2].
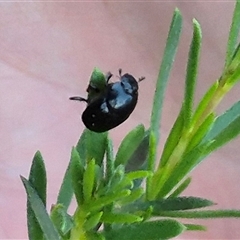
[105, 71, 113, 83]
[69, 96, 88, 102]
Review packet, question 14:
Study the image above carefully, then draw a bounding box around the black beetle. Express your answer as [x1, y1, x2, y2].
[70, 69, 144, 132]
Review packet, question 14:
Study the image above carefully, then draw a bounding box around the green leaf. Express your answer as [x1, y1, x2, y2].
[148, 9, 183, 195]
[228, 42, 240, 70]
[152, 197, 215, 212]
[126, 170, 151, 181]
[225, 1, 240, 69]
[147, 131, 156, 172]
[71, 148, 84, 205]
[110, 177, 133, 193]
[204, 100, 240, 141]
[106, 165, 126, 193]
[104, 137, 115, 233]
[83, 211, 103, 231]
[50, 204, 73, 236]
[185, 113, 215, 153]
[105, 219, 186, 240]
[146, 131, 156, 200]
[191, 81, 218, 127]
[84, 67, 108, 104]
[57, 147, 77, 208]
[223, 44, 240, 86]
[85, 190, 131, 212]
[21, 176, 61, 240]
[83, 159, 96, 202]
[184, 223, 207, 231]
[76, 129, 107, 166]
[125, 197, 215, 213]
[150, 8, 182, 146]
[169, 177, 191, 198]
[125, 132, 149, 172]
[183, 19, 202, 128]
[159, 108, 184, 168]
[27, 151, 46, 240]
[86, 130, 107, 166]
[115, 124, 145, 168]
[86, 232, 105, 240]
[28, 151, 47, 204]
[98, 165, 130, 196]
[156, 209, 240, 218]
[101, 212, 142, 224]
[76, 129, 88, 165]
[94, 164, 103, 193]
[89, 67, 106, 91]
[118, 188, 144, 205]
[205, 114, 240, 154]
[106, 136, 114, 182]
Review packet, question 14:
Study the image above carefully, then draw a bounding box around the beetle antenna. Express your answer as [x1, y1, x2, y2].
[138, 76, 145, 82]
[69, 96, 87, 102]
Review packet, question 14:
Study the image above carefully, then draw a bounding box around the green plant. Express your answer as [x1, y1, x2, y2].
[21, 2, 240, 240]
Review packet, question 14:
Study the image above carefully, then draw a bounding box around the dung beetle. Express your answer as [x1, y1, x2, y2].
[70, 69, 145, 132]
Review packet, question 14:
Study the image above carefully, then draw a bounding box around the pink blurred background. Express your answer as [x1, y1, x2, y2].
[0, 2, 240, 239]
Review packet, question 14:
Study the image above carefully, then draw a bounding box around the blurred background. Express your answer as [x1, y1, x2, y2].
[0, 1, 240, 239]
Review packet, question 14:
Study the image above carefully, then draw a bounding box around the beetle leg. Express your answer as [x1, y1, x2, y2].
[138, 76, 145, 82]
[105, 72, 113, 83]
[69, 96, 88, 102]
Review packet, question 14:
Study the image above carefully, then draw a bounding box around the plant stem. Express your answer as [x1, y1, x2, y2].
[70, 208, 87, 240]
